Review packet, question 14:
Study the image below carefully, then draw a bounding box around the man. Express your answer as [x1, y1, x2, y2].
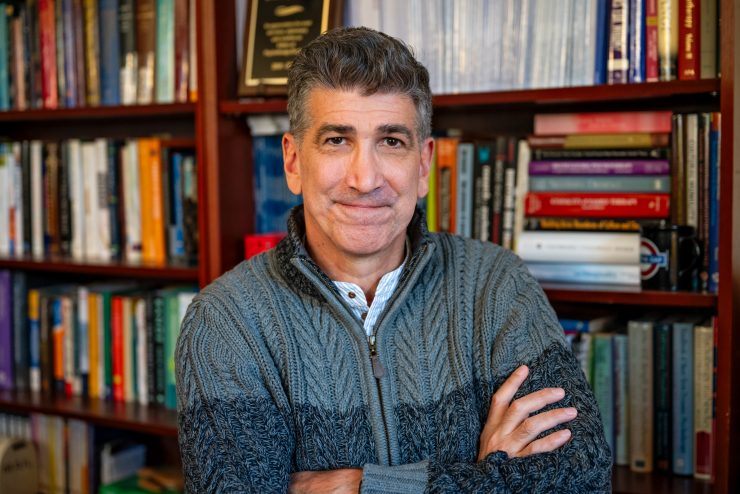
[176, 27, 611, 493]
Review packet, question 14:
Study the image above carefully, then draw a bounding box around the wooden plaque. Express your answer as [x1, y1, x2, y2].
[238, 0, 342, 96]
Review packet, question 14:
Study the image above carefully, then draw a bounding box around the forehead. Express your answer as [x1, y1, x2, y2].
[304, 87, 417, 130]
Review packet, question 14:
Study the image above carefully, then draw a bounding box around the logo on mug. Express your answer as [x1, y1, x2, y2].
[640, 238, 668, 280]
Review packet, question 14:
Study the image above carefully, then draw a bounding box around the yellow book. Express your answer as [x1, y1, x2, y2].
[138, 139, 166, 265]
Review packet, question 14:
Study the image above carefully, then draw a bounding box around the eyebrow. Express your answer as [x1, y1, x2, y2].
[313, 123, 416, 146]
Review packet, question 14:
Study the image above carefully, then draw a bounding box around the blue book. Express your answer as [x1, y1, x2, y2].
[594, 0, 612, 84]
[672, 318, 695, 475]
[627, 0, 646, 82]
[12, 272, 29, 391]
[62, 0, 77, 107]
[253, 135, 303, 233]
[155, 0, 175, 103]
[559, 314, 615, 333]
[99, 0, 121, 105]
[0, 270, 13, 390]
[707, 114, 720, 293]
[169, 152, 186, 260]
[0, 4, 9, 110]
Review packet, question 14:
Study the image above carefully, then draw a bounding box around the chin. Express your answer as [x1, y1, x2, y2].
[337, 229, 396, 256]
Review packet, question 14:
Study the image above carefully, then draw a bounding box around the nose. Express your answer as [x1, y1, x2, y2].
[345, 143, 384, 193]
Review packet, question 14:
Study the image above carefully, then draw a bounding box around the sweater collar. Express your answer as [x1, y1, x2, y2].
[273, 205, 432, 300]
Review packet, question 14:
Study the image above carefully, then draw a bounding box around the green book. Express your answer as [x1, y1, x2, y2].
[160, 286, 197, 409]
[155, 0, 174, 103]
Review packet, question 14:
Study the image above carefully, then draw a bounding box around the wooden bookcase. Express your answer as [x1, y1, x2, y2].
[0, 1, 737, 493]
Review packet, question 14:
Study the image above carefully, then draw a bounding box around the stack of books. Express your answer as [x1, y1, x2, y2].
[516, 111, 673, 288]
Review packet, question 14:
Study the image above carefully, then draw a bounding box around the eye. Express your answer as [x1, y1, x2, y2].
[326, 137, 345, 145]
[384, 137, 403, 147]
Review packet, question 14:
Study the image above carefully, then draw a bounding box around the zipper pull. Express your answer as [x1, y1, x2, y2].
[368, 335, 386, 379]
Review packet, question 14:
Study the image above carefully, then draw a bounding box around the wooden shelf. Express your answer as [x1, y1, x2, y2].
[544, 286, 717, 308]
[0, 256, 199, 282]
[613, 466, 712, 494]
[0, 103, 196, 122]
[0, 390, 178, 437]
[219, 80, 719, 116]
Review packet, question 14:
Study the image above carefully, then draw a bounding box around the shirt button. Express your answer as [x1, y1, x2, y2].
[361, 312, 368, 321]
[348, 292, 356, 299]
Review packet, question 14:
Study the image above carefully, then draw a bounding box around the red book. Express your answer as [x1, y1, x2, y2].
[111, 295, 125, 402]
[38, 0, 58, 109]
[244, 233, 286, 259]
[174, 0, 190, 102]
[524, 192, 671, 218]
[646, 0, 660, 81]
[534, 111, 673, 136]
[678, 0, 700, 80]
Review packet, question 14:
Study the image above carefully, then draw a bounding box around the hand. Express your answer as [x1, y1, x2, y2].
[289, 468, 363, 494]
[478, 365, 577, 461]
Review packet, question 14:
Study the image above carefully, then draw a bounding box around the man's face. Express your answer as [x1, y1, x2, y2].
[282, 88, 433, 265]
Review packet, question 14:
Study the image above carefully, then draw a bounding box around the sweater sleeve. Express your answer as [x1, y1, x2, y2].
[361, 256, 612, 494]
[176, 295, 294, 494]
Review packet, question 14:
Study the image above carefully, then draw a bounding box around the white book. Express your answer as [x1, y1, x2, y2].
[76, 286, 89, 396]
[516, 231, 641, 264]
[30, 141, 44, 258]
[95, 139, 112, 260]
[122, 140, 142, 263]
[135, 297, 149, 406]
[629, 317, 655, 472]
[0, 146, 8, 257]
[11, 143, 23, 256]
[512, 139, 530, 252]
[526, 262, 641, 286]
[68, 139, 85, 260]
[455, 143, 474, 237]
[81, 141, 100, 260]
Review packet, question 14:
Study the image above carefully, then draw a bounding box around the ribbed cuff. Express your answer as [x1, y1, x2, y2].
[360, 461, 428, 494]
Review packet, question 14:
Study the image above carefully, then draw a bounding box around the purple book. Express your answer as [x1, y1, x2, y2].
[0, 270, 13, 390]
[529, 160, 671, 176]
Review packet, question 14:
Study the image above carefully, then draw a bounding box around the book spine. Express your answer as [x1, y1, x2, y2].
[72, 0, 85, 106]
[0, 3, 10, 110]
[698, 0, 717, 78]
[628, 0, 646, 82]
[94, 139, 111, 260]
[61, 294, 73, 397]
[517, 230, 641, 264]
[44, 142, 60, 256]
[707, 112, 719, 293]
[83, 0, 100, 106]
[27, 0, 43, 109]
[12, 272, 29, 390]
[524, 261, 641, 285]
[435, 137, 458, 233]
[529, 159, 670, 175]
[629, 319, 654, 472]
[693, 321, 713, 479]
[28, 288, 40, 391]
[613, 333, 630, 465]
[188, 0, 196, 101]
[152, 293, 165, 405]
[164, 292, 178, 408]
[155, 0, 175, 103]
[76, 286, 88, 397]
[99, 0, 121, 105]
[107, 141, 121, 259]
[134, 297, 147, 405]
[657, 0, 678, 80]
[111, 295, 123, 401]
[529, 175, 671, 192]
[531, 146, 670, 160]
[501, 138, 518, 250]
[525, 217, 647, 232]
[169, 152, 186, 262]
[135, 0, 155, 104]
[678, 0, 699, 80]
[491, 138, 505, 245]
[122, 296, 133, 402]
[58, 142, 71, 256]
[38, 0, 58, 108]
[653, 320, 672, 472]
[525, 192, 671, 218]
[54, 0, 64, 108]
[118, 0, 137, 104]
[61, 0, 76, 107]
[0, 270, 13, 390]
[607, 0, 629, 83]
[533, 111, 673, 135]
[455, 143, 474, 238]
[102, 292, 112, 399]
[698, 113, 710, 291]
[182, 154, 197, 264]
[593, 0, 611, 85]
[672, 320, 694, 475]
[685, 113, 699, 228]
[51, 295, 65, 394]
[122, 140, 142, 262]
[87, 291, 98, 398]
[472, 142, 494, 242]
[173, 0, 188, 102]
[592, 334, 615, 456]
[145, 293, 155, 404]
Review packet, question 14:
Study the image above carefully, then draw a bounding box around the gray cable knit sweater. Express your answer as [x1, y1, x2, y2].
[175, 207, 612, 493]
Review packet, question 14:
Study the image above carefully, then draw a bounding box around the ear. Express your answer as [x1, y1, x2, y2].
[282, 132, 303, 195]
[416, 137, 434, 198]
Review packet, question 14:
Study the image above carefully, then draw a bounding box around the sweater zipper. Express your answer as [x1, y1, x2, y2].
[368, 334, 386, 378]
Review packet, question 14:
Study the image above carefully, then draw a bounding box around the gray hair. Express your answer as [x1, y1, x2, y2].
[287, 26, 433, 143]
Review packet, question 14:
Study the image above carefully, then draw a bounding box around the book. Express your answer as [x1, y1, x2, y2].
[528, 133, 671, 149]
[531, 147, 669, 160]
[678, 0, 699, 80]
[653, 317, 672, 472]
[83, 0, 101, 105]
[455, 142, 474, 238]
[525, 262, 641, 285]
[524, 192, 671, 218]
[135, 0, 155, 104]
[657, 0, 678, 80]
[607, 0, 629, 83]
[699, 0, 717, 79]
[174, 0, 189, 102]
[524, 217, 648, 232]
[613, 332, 629, 465]
[12, 272, 29, 391]
[516, 231, 641, 264]
[533, 111, 673, 135]
[155, 0, 175, 103]
[645, 0, 660, 81]
[628, 0, 646, 82]
[38, 0, 58, 108]
[119, 0, 138, 105]
[529, 159, 670, 175]
[592, 333, 615, 456]
[693, 318, 714, 479]
[528, 175, 671, 192]
[252, 134, 302, 234]
[629, 315, 656, 472]
[0, 270, 13, 390]
[558, 312, 617, 333]
[500, 137, 518, 249]
[435, 137, 458, 233]
[672, 317, 696, 476]
[99, 0, 121, 105]
[472, 141, 494, 242]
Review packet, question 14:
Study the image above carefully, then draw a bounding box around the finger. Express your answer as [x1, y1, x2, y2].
[515, 428, 573, 457]
[486, 365, 530, 429]
[498, 387, 566, 435]
[511, 406, 577, 447]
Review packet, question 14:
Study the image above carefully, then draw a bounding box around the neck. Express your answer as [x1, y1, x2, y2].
[305, 235, 406, 304]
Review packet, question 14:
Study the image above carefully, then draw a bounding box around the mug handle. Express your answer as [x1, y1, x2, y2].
[678, 236, 702, 277]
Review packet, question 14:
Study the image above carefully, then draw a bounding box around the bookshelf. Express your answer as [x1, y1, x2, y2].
[0, 1, 736, 493]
